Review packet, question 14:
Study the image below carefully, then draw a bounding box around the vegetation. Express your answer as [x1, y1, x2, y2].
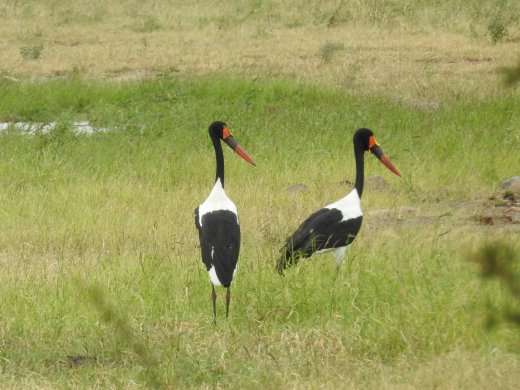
[469, 241, 520, 328]
[1, 0, 519, 100]
[502, 57, 520, 86]
[0, 1, 519, 388]
[1, 74, 519, 388]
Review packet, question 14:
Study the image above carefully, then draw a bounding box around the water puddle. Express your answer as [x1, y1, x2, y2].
[0, 121, 108, 135]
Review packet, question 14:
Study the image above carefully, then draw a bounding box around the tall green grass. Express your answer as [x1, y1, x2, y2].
[1, 75, 518, 199]
[0, 75, 519, 388]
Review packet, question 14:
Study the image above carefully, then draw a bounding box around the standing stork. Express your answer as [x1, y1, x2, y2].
[195, 121, 255, 322]
[276, 128, 401, 274]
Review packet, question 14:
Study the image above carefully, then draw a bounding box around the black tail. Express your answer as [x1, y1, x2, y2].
[276, 242, 292, 275]
[276, 244, 303, 275]
[276, 254, 287, 275]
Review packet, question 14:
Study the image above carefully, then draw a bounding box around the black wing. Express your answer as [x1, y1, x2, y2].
[194, 207, 202, 231]
[277, 208, 362, 270]
[195, 209, 240, 287]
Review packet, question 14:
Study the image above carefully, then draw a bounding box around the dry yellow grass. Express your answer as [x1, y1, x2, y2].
[1, 1, 518, 102]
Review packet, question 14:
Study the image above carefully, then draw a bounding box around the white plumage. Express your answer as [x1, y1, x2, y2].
[198, 179, 239, 227]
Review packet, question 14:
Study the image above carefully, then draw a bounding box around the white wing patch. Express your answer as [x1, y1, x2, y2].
[208, 266, 222, 286]
[324, 188, 362, 222]
[316, 247, 334, 254]
[198, 179, 239, 226]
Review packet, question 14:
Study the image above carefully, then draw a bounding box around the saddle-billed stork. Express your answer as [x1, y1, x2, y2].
[195, 121, 255, 322]
[276, 128, 401, 274]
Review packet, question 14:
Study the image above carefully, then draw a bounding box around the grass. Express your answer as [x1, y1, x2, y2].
[0, 0, 520, 387]
[0, 75, 519, 388]
[1, 1, 519, 101]
[320, 41, 345, 64]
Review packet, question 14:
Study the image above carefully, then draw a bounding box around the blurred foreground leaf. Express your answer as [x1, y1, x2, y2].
[501, 57, 520, 86]
[469, 241, 520, 328]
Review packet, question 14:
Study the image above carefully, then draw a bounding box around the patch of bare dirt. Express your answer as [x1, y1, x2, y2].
[367, 192, 520, 230]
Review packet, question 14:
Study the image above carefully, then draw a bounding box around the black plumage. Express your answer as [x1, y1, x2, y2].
[277, 128, 401, 273]
[195, 208, 240, 288]
[280, 208, 363, 268]
[195, 121, 255, 322]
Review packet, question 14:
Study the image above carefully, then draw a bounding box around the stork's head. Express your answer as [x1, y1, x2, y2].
[209, 121, 255, 166]
[353, 128, 401, 176]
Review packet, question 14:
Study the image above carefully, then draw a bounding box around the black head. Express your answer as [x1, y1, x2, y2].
[207, 121, 255, 166]
[208, 121, 228, 140]
[353, 127, 401, 176]
[353, 128, 375, 151]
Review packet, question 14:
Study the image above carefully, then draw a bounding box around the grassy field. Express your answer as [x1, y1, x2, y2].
[1, 1, 520, 389]
[1, 0, 520, 101]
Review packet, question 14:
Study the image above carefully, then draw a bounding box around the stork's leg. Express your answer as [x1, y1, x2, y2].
[211, 285, 217, 324]
[225, 287, 231, 319]
[334, 247, 347, 275]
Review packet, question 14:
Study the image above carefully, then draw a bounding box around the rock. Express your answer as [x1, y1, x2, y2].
[366, 175, 389, 191]
[286, 184, 308, 193]
[507, 207, 520, 223]
[365, 206, 426, 228]
[472, 215, 514, 225]
[452, 199, 485, 210]
[502, 191, 519, 203]
[404, 98, 440, 113]
[367, 206, 419, 220]
[67, 355, 98, 366]
[501, 176, 520, 194]
[339, 179, 354, 186]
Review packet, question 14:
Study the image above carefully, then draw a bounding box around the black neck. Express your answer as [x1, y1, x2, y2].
[212, 136, 225, 187]
[354, 142, 365, 197]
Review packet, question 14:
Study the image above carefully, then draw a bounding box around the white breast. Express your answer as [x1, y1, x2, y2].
[324, 188, 362, 222]
[198, 179, 238, 226]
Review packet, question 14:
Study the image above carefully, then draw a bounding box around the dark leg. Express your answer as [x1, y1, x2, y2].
[211, 285, 217, 324]
[225, 287, 231, 319]
[276, 258, 285, 275]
